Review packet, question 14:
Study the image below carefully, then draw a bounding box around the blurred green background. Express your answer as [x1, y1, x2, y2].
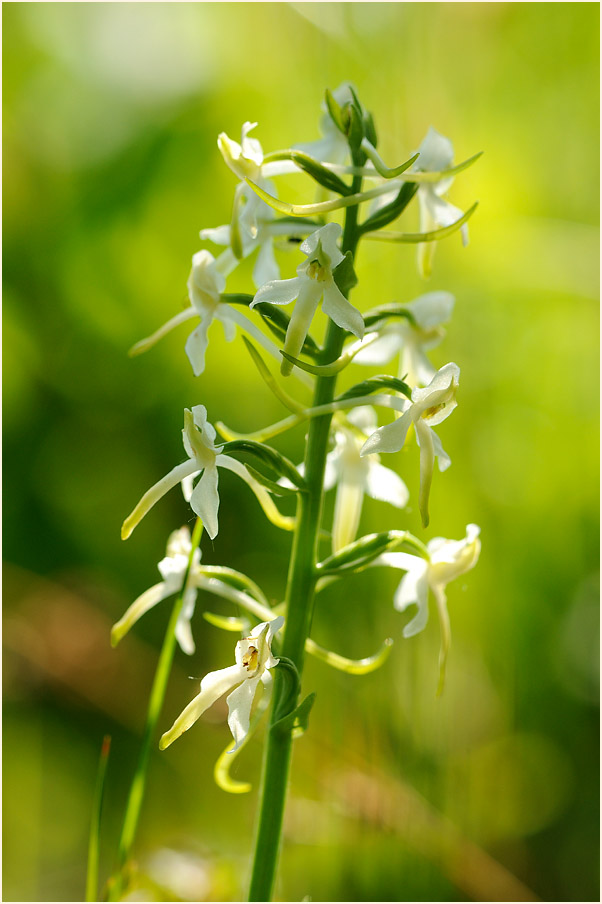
[3, 3, 599, 901]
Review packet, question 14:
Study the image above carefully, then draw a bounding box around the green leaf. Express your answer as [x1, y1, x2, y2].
[242, 337, 306, 414]
[278, 350, 332, 376]
[407, 150, 483, 183]
[197, 565, 269, 606]
[244, 464, 299, 497]
[337, 375, 412, 402]
[245, 177, 403, 218]
[202, 611, 248, 633]
[265, 150, 351, 196]
[222, 294, 320, 356]
[361, 139, 419, 179]
[363, 111, 378, 149]
[325, 87, 347, 135]
[220, 293, 256, 306]
[346, 103, 365, 154]
[362, 304, 418, 331]
[306, 637, 393, 676]
[272, 657, 301, 726]
[332, 250, 358, 296]
[255, 303, 321, 357]
[317, 530, 428, 576]
[366, 201, 479, 243]
[274, 692, 316, 736]
[359, 181, 419, 234]
[222, 439, 305, 489]
[278, 336, 369, 377]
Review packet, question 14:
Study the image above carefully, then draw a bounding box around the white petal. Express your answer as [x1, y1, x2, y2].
[429, 524, 481, 585]
[262, 614, 285, 653]
[218, 309, 237, 343]
[413, 362, 460, 400]
[184, 318, 212, 377]
[347, 406, 378, 434]
[400, 344, 437, 388]
[165, 526, 196, 561]
[188, 249, 225, 309]
[432, 583, 451, 693]
[425, 192, 466, 230]
[407, 292, 455, 330]
[111, 582, 170, 646]
[121, 459, 199, 540]
[365, 462, 409, 508]
[377, 551, 424, 573]
[240, 121, 264, 166]
[301, 223, 344, 269]
[332, 479, 364, 553]
[432, 430, 452, 472]
[323, 451, 339, 491]
[199, 224, 231, 245]
[175, 588, 198, 655]
[360, 408, 413, 456]
[416, 127, 455, 172]
[281, 279, 322, 374]
[227, 674, 261, 751]
[181, 469, 199, 503]
[191, 405, 218, 446]
[190, 464, 220, 539]
[253, 238, 280, 288]
[411, 362, 460, 426]
[396, 561, 430, 637]
[159, 663, 245, 749]
[128, 307, 197, 357]
[251, 276, 303, 308]
[321, 281, 364, 339]
[415, 420, 435, 528]
[353, 331, 403, 367]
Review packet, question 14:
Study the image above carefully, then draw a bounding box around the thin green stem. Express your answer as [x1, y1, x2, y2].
[108, 517, 204, 900]
[86, 735, 111, 902]
[248, 168, 363, 902]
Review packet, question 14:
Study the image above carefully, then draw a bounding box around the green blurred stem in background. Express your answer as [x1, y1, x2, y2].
[108, 517, 204, 901]
[248, 172, 363, 902]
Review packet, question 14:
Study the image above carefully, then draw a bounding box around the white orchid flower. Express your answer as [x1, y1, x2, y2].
[159, 617, 284, 752]
[251, 223, 365, 376]
[377, 524, 481, 690]
[415, 127, 469, 279]
[183, 250, 233, 375]
[111, 527, 201, 654]
[324, 407, 409, 553]
[207, 121, 285, 288]
[121, 405, 293, 541]
[354, 292, 455, 387]
[218, 120, 265, 183]
[129, 249, 289, 377]
[360, 363, 460, 526]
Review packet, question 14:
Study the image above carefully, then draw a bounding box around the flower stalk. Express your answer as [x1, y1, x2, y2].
[247, 169, 364, 902]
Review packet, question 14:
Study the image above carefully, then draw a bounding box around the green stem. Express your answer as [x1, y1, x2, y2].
[108, 517, 204, 900]
[248, 170, 363, 902]
[86, 735, 111, 902]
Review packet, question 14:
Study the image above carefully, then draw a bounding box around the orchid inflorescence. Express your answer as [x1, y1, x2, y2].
[112, 83, 481, 897]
